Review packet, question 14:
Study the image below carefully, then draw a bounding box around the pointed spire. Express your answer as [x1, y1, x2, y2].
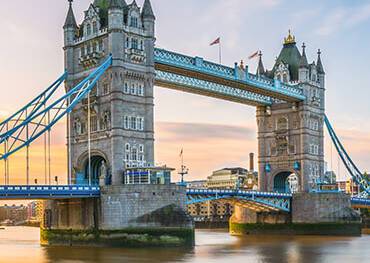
[299, 43, 309, 68]
[142, 0, 155, 19]
[63, 0, 77, 29]
[130, 0, 138, 7]
[256, 51, 265, 76]
[316, 49, 325, 74]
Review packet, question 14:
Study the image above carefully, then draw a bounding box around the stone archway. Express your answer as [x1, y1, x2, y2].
[83, 155, 107, 185]
[273, 171, 294, 193]
[75, 150, 110, 185]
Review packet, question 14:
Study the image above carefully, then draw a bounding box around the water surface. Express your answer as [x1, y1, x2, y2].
[0, 227, 369, 263]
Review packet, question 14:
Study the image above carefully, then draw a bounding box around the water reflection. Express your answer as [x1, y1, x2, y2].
[0, 227, 368, 263]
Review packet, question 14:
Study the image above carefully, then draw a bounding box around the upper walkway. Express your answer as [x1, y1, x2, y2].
[154, 48, 306, 106]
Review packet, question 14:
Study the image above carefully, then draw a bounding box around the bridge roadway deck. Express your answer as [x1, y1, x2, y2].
[0, 185, 368, 210]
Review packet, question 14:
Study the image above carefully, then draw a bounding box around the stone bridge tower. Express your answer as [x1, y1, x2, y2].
[64, 0, 156, 185]
[257, 32, 326, 193]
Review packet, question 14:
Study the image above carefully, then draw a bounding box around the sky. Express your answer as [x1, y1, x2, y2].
[0, 0, 370, 193]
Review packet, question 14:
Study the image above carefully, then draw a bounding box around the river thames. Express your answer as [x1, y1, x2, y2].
[0, 227, 369, 263]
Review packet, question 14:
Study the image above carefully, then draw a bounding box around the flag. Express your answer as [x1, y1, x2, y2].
[210, 37, 220, 46]
[248, 50, 259, 60]
[179, 148, 183, 157]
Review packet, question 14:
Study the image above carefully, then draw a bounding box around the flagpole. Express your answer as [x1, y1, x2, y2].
[219, 40, 222, 64]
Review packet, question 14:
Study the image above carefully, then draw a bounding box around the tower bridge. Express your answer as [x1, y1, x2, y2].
[0, 0, 369, 246]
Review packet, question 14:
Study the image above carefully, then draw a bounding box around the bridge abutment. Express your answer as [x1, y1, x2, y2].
[230, 192, 361, 236]
[41, 185, 194, 247]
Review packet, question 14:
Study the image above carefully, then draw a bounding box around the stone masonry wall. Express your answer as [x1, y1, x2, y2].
[99, 184, 192, 229]
[292, 192, 360, 223]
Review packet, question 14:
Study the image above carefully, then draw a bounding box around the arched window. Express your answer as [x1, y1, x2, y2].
[131, 38, 138, 49]
[277, 74, 282, 82]
[130, 16, 138, 28]
[86, 23, 91, 35]
[92, 21, 97, 34]
[125, 143, 130, 152]
[131, 147, 138, 161]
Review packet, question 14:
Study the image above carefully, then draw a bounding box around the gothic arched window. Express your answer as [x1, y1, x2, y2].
[86, 23, 91, 36]
[92, 21, 97, 34]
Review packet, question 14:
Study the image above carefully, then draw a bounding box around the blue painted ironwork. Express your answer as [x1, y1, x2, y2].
[351, 197, 370, 207]
[186, 189, 292, 212]
[325, 115, 370, 197]
[0, 185, 100, 199]
[0, 56, 112, 161]
[154, 48, 306, 101]
[155, 70, 272, 106]
[0, 72, 67, 139]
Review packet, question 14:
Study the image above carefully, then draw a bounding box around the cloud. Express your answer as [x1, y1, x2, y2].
[316, 3, 370, 36]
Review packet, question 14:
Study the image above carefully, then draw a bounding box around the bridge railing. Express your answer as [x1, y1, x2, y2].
[0, 185, 100, 199]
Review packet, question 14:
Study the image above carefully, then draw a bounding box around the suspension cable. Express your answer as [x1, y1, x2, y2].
[88, 93, 91, 186]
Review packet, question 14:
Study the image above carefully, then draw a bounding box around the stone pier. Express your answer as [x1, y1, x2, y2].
[41, 184, 194, 247]
[230, 192, 361, 236]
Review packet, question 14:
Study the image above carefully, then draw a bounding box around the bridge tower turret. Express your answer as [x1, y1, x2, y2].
[257, 32, 326, 193]
[64, 0, 156, 186]
[63, 0, 78, 74]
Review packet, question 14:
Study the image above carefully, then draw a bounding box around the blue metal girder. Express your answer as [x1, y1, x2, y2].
[0, 72, 67, 139]
[325, 115, 370, 197]
[154, 48, 306, 102]
[351, 197, 370, 207]
[186, 189, 292, 212]
[0, 56, 112, 161]
[0, 185, 100, 200]
[155, 70, 272, 106]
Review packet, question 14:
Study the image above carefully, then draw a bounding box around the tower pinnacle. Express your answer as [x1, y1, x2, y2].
[316, 49, 325, 74]
[256, 51, 265, 76]
[142, 0, 155, 19]
[299, 43, 309, 68]
[284, 30, 296, 45]
[63, 0, 77, 29]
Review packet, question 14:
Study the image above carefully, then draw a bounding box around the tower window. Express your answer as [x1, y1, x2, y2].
[92, 21, 97, 34]
[130, 17, 138, 28]
[125, 143, 130, 152]
[126, 37, 130, 48]
[130, 83, 136, 94]
[139, 144, 144, 153]
[102, 83, 110, 95]
[130, 117, 137, 130]
[131, 38, 138, 49]
[124, 83, 129, 94]
[124, 116, 129, 129]
[86, 24, 91, 36]
[90, 115, 98, 132]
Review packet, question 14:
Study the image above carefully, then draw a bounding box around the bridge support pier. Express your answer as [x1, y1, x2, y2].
[230, 192, 362, 236]
[41, 185, 194, 247]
